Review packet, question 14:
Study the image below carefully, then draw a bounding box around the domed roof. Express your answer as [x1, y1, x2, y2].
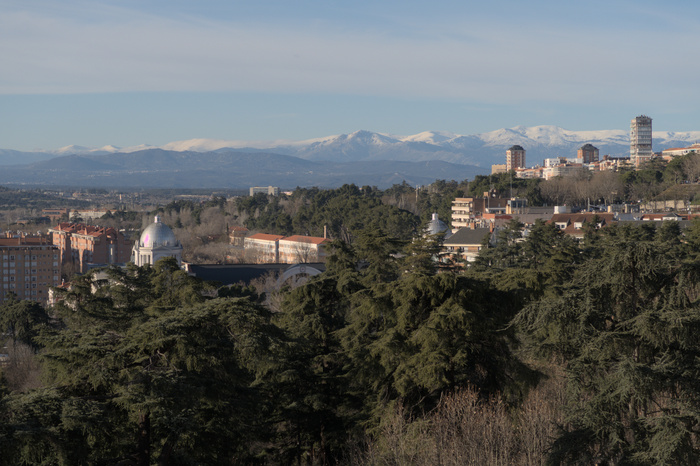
[425, 213, 451, 238]
[140, 216, 179, 248]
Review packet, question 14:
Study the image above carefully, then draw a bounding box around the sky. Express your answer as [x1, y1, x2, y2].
[1, 0, 699, 151]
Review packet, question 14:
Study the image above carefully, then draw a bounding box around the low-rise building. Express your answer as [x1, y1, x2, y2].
[228, 226, 250, 248]
[72, 210, 109, 221]
[42, 208, 70, 223]
[249, 186, 280, 196]
[661, 143, 700, 159]
[244, 233, 330, 264]
[244, 234, 285, 263]
[452, 195, 509, 229]
[279, 236, 330, 263]
[442, 227, 492, 264]
[548, 213, 616, 239]
[491, 164, 507, 175]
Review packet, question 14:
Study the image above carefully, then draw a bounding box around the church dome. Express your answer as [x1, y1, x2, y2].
[425, 213, 452, 238]
[140, 216, 179, 248]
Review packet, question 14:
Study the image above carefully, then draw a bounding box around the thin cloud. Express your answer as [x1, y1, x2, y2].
[2, 2, 700, 109]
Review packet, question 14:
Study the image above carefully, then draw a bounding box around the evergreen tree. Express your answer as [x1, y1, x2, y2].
[516, 224, 700, 464]
[0, 260, 280, 465]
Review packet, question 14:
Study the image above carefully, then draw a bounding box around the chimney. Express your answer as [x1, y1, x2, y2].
[323, 225, 327, 239]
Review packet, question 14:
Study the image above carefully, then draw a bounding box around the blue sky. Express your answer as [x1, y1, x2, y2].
[1, 0, 699, 151]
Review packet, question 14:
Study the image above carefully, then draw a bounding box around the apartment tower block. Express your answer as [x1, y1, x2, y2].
[506, 145, 526, 171]
[630, 115, 653, 167]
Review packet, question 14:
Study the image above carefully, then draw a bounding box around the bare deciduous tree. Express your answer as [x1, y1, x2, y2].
[1, 339, 42, 392]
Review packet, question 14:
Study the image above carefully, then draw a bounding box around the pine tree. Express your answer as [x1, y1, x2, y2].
[517, 224, 700, 464]
[0, 260, 280, 465]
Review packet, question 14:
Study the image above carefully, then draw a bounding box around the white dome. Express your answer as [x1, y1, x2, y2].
[140, 216, 178, 248]
[426, 213, 450, 237]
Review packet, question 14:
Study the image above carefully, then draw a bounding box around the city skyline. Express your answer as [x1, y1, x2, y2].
[2, 0, 700, 151]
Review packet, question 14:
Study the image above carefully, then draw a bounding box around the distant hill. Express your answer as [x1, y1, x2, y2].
[0, 149, 483, 190]
[3, 125, 699, 189]
[4, 125, 699, 169]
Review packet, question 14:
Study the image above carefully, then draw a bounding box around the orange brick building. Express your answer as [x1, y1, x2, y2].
[49, 223, 133, 273]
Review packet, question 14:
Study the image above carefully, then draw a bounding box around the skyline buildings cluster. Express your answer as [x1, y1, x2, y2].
[492, 114, 697, 179]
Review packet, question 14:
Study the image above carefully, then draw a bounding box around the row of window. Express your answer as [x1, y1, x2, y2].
[0, 269, 59, 276]
[1, 261, 58, 267]
[2, 276, 59, 283]
[3, 283, 58, 290]
[1, 254, 58, 260]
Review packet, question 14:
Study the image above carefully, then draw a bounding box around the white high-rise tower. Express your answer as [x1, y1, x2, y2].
[630, 115, 653, 167]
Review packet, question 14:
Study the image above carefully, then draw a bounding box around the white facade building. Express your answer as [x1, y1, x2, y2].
[132, 216, 183, 267]
[630, 115, 653, 167]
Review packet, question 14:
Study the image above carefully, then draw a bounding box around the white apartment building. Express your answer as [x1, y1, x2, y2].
[630, 115, 653, 167]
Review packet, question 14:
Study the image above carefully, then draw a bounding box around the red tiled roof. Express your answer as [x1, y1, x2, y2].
[280, 235, 329, 245]
[247, 233, 285, 241]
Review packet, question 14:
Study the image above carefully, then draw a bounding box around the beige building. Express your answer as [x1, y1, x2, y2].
[491, 164, 507, 175]
[452, 196, 509, 229]
[244, 234, 329, 264]
[244, 234, 285, 263]
[0, 236, 61, 305]
[278, 236, 329, 263]
[249, 186, 280, 196]
[661, 143, 700, 158]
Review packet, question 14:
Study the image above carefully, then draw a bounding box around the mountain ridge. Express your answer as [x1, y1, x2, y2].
[0, 149, 483, 190]
[2, 125, 699, 190]
[4, 125, 699, 168]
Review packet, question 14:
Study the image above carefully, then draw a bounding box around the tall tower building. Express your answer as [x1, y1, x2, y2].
[577, 144, 599, 164]
[506, 145, 526, 171]
[630, 115, 653, 167]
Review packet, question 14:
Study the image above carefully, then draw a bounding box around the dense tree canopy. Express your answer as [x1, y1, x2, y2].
[3, 212, 700, 464]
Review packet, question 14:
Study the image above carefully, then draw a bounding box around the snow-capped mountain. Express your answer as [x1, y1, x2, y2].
[152, 126, 700, 166]
[4, 125, 700, 169]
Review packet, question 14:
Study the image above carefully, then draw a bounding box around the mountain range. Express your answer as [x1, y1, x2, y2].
[1, 126, 699, 189]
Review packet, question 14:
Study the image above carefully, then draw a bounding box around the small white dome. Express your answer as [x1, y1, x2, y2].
[140, 216, 178, 248]
[426, 212, 449, 236]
